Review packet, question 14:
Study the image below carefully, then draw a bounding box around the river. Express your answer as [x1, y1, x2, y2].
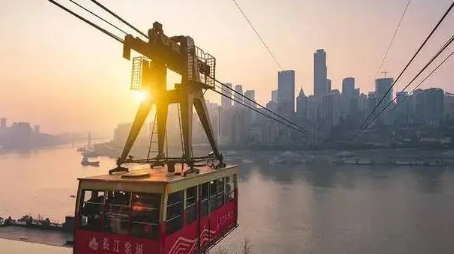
[1, 146, 454, 253]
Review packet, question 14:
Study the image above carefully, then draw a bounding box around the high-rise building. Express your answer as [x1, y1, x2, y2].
[341, 77, 357, 116]
[307, 95, 318, 122]
[395, 91, 409, 126]
[245, 90, 257, 124]
[375, 78, 393, 103]
[222, 83, 233, 108]
[219, 107, 234, 145]
[445, 93, 454, 122]
[395, 91, 408, 111]
[244, 90, 255, 105]
[296, 88, 307, 121]
[277, 70, 296, 121]
[271, 90, 278, 103]
[322, 92, 341, 128]
[314, 49, 328, 97]
[342, 77, 355, 95]
[354, 88, 360, 96]
[375, 78, 394, 124]
[358, 93, 368, 111]
[424, 88, 444, 125]
[234, 85, 243, 106]
[327, 79, 332, 92]
[413, 89, 425, 124]
[231, 108, 250, 145]
[266, 100, 278, 113]
[367, 92, 378, 125]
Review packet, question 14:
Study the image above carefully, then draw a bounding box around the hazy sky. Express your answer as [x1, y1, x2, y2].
[1, 0, 454, 135]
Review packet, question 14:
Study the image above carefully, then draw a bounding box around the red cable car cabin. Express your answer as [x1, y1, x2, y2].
[74, 164, 238, 254]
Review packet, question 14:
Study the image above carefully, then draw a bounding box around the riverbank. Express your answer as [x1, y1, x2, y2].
[91, 142, 454, 167]
[0, 215, 73, 248]
[259, 148, 454, 166]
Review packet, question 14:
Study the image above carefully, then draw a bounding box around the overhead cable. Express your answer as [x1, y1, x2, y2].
[215, 79, 314, 136]
[374, 0, 412, 79]
[90, 0, 148, 38]
[48, 0, 124, 43]
[356, 34, 454, 138]
[49, 0, 314, 140]
[68, 0, 128, 35]
[393, 47, 454, 111]
[231, 0, 283, 70]
[213, 84, 316, 139]
[359, 1, 454, 129]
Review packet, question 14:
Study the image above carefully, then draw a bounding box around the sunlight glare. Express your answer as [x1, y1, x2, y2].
[132, 90, 148, 102]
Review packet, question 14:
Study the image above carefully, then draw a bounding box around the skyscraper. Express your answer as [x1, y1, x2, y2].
[375, 78, 394, 124]
[314, 49, 328, 97]
[244, 90, 257, 123]
[221, 83, 233, 108]
[375, 78, 393, 105]
[296, 88, 307, 121]
[244, 90, 255, 106]
[327, 79, 332, 92]
[277, 70, 295, 120]
[234, 85, 243, 106]
[271, 90, 278, 103]
[342, 77, 355, 95]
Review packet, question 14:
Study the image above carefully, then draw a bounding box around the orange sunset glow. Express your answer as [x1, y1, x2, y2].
[1, 0, 453, 135]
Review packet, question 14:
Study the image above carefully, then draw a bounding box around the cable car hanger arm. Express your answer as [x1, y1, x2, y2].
[48, 0, 224, 171]
[116, 22, 224, 171]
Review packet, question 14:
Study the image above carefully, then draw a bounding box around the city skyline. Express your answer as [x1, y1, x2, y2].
[1, 0, 454, 135]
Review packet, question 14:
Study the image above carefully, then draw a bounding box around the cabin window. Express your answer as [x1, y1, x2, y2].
[104, 191, 131, 235]
[225, 176, 235, 202]
[79, 190, 104, 231]
[209, 180, 217, 212]
[130, 193, 161, 240]
[216, 178, 225, 208]
[233, 174, 238, 194]
[185, 186, 197, 224]
[166, 191, 183, 235]
[200, 183, 209, 218]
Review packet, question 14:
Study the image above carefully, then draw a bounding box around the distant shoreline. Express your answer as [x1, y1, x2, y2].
[87, 142, 454, 167]
[0, 144, 70, 155]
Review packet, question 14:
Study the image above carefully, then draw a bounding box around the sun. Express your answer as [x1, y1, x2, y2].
[132, 90, 148, 103]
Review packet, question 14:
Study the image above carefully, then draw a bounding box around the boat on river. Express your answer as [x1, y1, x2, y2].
[81, 157, 100, 167]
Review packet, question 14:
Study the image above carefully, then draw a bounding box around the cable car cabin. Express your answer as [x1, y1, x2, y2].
[74, 164, 238, 254]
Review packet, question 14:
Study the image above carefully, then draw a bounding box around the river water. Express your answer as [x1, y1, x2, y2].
[1, 146, 454, 254]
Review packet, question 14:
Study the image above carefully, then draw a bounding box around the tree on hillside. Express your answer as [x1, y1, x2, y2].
[239, 238, 253, 254]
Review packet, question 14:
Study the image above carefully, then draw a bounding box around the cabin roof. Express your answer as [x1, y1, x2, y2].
[78, 163, 238, 184]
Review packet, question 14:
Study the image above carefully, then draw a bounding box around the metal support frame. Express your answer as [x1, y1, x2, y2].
[112, 22, 224, 174]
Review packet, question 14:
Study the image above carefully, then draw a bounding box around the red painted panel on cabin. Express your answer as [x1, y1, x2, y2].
[74, 230, 159, 254]
[163, 201, 237, 254]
